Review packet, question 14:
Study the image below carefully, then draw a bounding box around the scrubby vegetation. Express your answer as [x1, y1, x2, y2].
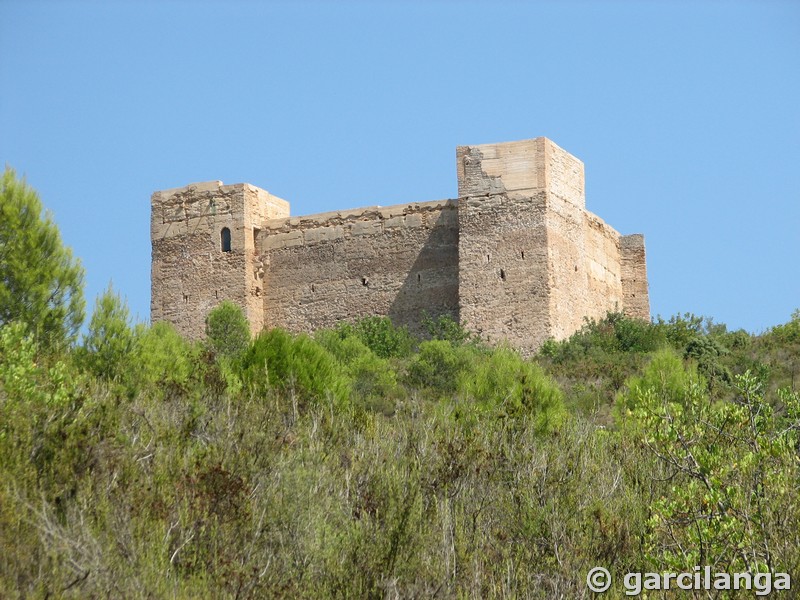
[1, 171, 799, 597]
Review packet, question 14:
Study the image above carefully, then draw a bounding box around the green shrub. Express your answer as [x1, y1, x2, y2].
[315, 328, 371, 364]
[316, 329, 400, 413]
[654, 312, 714, 351]
[541, 312, 665, 362]
[407, 340, 474, 395]
[626, 367, 800, 573]
[132, 321, 202, 393]
[460, 346, 565, 430]
[0, 321, 97, 499]
[613, 316, 663, 353]
[240, 329, 350, 407]
[205, 301, 250, 360]
[769, 309, 800, 344]
[684, 335, 731, 391]
[422, 312, 475, 345]
[615, 348, 706, 418]
[336, 316, 415, 359]
[80, 285, 135, 382]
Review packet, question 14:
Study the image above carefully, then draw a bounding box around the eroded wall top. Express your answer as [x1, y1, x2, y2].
[456, 137, 584, 210]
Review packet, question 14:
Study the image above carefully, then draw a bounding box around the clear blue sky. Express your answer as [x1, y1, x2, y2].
[2, 0, 798, 334]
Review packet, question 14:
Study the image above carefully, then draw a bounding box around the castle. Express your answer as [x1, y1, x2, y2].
[151, 137, 649, 355]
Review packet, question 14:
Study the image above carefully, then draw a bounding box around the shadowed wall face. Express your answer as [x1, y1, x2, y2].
[260, 201, 459, 335]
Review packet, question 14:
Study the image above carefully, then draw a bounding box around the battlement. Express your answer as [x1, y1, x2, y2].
[151, 137, 650, 353]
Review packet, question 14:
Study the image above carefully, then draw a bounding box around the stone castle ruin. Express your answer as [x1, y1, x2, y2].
[151, 137, 649, 355]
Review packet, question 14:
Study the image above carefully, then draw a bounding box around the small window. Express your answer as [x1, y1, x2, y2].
[221, 227, 232, 252]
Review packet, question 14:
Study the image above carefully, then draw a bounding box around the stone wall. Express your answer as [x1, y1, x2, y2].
[455, 137, 634, 352]
[621, 234, 650, 320]
[259, 200, 459, 335]
[584, 214, 625, 318]
[540, 139, 589, 341]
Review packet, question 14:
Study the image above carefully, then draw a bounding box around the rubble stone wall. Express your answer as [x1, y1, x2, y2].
[260, 200, 459, 336]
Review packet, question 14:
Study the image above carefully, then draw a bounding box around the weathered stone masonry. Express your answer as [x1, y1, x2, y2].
[151, 137, 649, 354]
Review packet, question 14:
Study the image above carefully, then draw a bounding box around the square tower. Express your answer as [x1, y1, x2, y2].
[456, 137, 645, 354]
[150, 181, 289, 338]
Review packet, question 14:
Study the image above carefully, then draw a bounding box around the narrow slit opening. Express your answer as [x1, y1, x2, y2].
[221, 227, 232, 252]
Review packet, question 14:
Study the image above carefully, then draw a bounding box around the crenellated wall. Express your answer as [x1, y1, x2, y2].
[151, 137, 650, 354]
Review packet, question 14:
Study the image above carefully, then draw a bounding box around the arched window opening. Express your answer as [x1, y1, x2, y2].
[221, 227, 232, 252]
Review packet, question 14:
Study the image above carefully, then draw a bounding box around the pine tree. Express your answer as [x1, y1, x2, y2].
[0, 167, 85, 349]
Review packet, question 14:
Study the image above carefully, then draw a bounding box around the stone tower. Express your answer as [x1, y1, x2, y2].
[456, 138, 649, 347]
[150, 181, 289, 338]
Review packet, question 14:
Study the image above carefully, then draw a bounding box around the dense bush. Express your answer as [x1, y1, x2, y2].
[132, 321, 203, 393]
[542, 312, 665, 361]
[461, 346, 566, 428]
[616, 348, 705, 414]
[205, 300, 250, 360]
[769, 308, 800, 344]
[80, 285, 135, 382]
[316, 329, 400, 414]
[422, 312, 477, 345]
[240, 328, 350, 409]
[334, 315, 415, 359]
[3, 309, 800, 597]
[407, 339, 475, 395]
[620, 356, 800, 575]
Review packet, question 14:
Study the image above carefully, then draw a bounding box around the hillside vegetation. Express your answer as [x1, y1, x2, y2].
[1, 169, 799, 598]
